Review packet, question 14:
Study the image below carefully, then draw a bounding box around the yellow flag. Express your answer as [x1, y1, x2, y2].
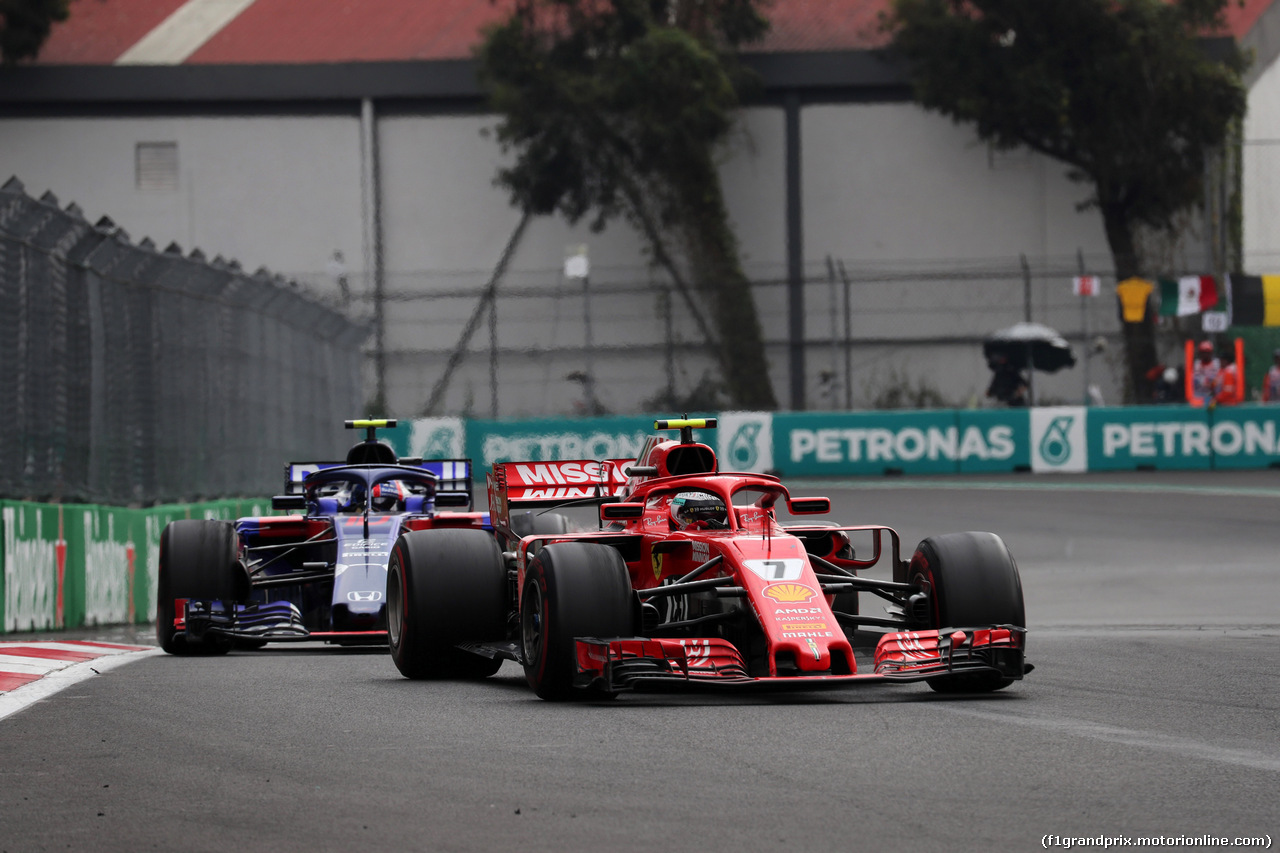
[1116, 277, 1154, 322]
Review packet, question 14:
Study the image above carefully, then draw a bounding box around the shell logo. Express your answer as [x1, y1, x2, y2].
[763, 582, 817, 603]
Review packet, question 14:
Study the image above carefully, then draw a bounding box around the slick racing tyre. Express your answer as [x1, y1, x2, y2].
[521, 543, 634, 701]
[908, 531, 1024, 694]
[156, 519, 245, 656]
[388, 529, 506, 679]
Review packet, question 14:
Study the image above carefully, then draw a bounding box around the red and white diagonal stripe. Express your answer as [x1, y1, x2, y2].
[0, 641, 156, 720]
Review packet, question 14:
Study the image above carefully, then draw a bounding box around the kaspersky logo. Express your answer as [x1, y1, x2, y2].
[728, 422, 762, 469]
[1039, 415, 1074, 466]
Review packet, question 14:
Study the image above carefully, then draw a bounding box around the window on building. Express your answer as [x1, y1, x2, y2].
[136, 142, 179, 190]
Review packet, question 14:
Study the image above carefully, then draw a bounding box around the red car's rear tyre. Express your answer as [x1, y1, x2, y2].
[156, 519, 243, 656]
[908, 531, 1024, 693]
[388, 528, 506, 679]
[521, 543, 634, 701]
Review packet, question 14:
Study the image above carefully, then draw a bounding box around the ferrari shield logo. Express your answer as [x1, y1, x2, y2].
[652, 552, 664, 581]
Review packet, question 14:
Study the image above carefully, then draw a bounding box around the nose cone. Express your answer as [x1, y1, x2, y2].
[332, 598, 386, 632]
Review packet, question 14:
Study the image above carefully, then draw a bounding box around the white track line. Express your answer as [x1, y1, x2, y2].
[0, 645, 161, 722]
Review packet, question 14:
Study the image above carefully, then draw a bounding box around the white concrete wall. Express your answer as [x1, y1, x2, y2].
[0, 115, 366, 281]
[1244, 53, 1280, 273]
[803, 103, 1110, 265]
[0, 101, 1127, 415]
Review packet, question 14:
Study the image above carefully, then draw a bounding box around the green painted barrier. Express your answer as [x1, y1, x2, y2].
[1087, 405, 1213, 471]
[1205, 404, 1280, 470]
[1, 498, 269, 635]
[769, 410, 1036, 477]
[957, 409, 1032, 473]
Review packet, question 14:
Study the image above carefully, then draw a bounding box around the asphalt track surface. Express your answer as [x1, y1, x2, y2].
[2, 471, 1278, 852]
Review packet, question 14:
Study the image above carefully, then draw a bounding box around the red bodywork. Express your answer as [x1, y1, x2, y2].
[488, 439, 1026, 692]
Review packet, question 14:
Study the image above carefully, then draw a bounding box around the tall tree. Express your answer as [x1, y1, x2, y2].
[1, 0, 69, 63]
[478, 0, 779, 410]
[883, 0, 1247, 401]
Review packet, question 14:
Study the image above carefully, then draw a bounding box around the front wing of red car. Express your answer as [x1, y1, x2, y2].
[572, 626, 1028, 692]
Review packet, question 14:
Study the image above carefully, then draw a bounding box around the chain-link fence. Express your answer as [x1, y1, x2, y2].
[0, 177, 369, 505]
[361, 251, 1129, 418]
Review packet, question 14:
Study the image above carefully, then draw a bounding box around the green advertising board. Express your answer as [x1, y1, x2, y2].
[1, 498, 269, 634]
[957, 409, 1032, 473]
[1087, 406, 1213, 471]
[1202, 404, 1280, 470]
[773, 410, 1014, 477]
[1, 502, 64, 632]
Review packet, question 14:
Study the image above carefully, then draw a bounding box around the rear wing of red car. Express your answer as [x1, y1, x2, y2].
[487, 459, 631, 534]
[284, 459, 474, 506]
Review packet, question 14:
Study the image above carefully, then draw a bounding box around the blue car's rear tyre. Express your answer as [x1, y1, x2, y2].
[388, 529, 506, 679]
[908, 531, 1024, 693]
[521, 543, 634, 701]
[156, 519, 244, 656]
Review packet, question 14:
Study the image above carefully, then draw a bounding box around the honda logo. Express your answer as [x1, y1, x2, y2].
[347, 591, 383, 602]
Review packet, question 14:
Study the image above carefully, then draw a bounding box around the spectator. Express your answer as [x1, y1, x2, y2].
[1150, 366, 1181, 404]
[1262, 348, 1280, 403]
[985, 354, 1028, 407]
[1213, 347, 1239, 406]
[1189, 340, 1220, 404]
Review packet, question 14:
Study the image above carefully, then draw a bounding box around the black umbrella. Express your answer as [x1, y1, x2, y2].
[983, 322, 1077, 374]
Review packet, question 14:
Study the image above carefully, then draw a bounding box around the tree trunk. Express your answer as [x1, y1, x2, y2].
[673, 168, 778, 410]
[1101, 203, 1158, 403]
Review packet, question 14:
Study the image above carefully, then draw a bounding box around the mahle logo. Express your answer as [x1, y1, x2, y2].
[728, 422, 762, 469]
[1039, 415, 1075, 466]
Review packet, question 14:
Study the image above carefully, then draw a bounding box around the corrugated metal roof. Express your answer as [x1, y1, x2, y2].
[30, 0, 1276, 66]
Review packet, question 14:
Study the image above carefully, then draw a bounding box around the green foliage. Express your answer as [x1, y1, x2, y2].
[863, 366, 951, 410]
[884, 0, 1245, 251]
[883, 0, 1248, 401]
[478, 0, 779, 409]
[0, 0, 69, 63]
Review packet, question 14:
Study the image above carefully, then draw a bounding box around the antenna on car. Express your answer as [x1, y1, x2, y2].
[346, 418, 397, 443]
[653, 415, 717, 446]
[344, 418, 400, 466]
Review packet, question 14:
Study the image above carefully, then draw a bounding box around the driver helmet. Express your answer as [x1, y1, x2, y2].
[371, 480, 407, 512]
[670, 491, 728, 530]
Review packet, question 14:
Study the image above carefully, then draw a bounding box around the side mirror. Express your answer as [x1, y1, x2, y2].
[600, 502, 645, 521]
[271, 494, 306, 512]
[434, 492, 470, 508]
[786, 497, 830, 515]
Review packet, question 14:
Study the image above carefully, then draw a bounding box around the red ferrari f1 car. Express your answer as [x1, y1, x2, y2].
[388, 417, 1030, 699]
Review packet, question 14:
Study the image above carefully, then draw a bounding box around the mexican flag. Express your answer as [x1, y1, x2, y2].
[1158, 275, 1218, 316]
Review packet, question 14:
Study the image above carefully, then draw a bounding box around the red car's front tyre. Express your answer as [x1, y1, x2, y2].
[908, 531, 1025, 693]
[521, 543, 634, 701]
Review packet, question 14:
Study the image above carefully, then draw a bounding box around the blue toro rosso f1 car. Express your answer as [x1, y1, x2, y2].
[157, 420, 515, 655]
[387, 417, 1031, 699]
